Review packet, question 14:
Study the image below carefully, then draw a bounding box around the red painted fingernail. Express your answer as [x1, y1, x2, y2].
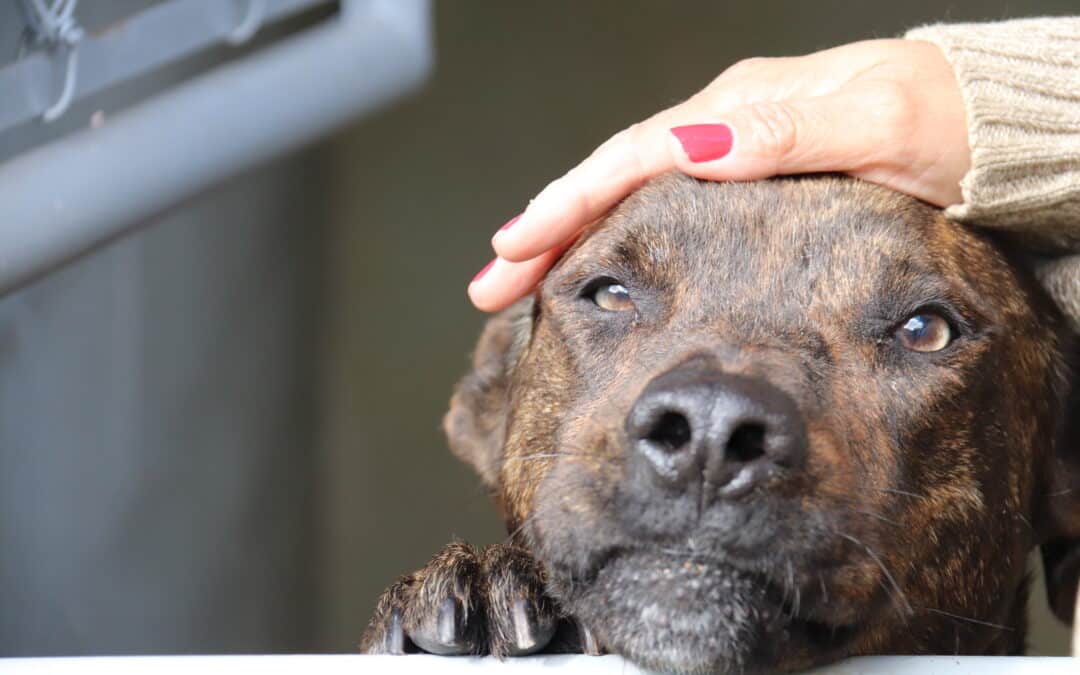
[670, 124, 733, 163]
[499, 214, 522, 233]
[471, 258, 496, 284]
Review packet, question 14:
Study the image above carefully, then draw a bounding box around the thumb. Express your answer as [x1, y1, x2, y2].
[668, 86, 904, 182]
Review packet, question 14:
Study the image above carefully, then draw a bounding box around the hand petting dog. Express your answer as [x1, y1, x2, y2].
[468, 39, 969, 313]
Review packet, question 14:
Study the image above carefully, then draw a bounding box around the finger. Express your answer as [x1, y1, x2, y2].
[491, 84, 896, 264]
[666, 84, 909, 183]
[487, 60, 804, 265]
[491, 107, 695, 263]
[490, 41, 908, 265]
[468, 240, 574, 312]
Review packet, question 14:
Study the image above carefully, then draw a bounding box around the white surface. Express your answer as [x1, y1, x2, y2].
[0, 655, 1075, 674]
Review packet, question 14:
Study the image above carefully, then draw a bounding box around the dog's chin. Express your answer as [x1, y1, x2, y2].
[557, 550, 852, 674]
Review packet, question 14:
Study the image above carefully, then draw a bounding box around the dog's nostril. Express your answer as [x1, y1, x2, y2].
[645, 411, 693, 452]
[726, 423, 766, 464]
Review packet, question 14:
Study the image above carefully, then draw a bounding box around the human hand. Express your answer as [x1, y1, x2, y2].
[468, 38, 970, 312]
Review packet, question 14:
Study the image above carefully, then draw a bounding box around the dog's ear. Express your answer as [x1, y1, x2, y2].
[1038, 345, 1080, 626]
[443, 298, 534, 488]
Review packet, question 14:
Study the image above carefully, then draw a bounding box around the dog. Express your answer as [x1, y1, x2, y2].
[360, 173, 1080, 673]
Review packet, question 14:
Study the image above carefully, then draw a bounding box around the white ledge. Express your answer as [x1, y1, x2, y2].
[0, 655, 1076, 674]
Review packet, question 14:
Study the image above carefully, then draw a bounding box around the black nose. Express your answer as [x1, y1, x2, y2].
[625, 365, 806, 498]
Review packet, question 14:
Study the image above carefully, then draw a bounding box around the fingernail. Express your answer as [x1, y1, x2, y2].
[471, 258, 496, 284]
[671, 124, 733, 163]
[499, 214, 522, 233]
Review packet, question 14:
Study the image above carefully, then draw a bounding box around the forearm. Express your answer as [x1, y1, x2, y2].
[906, 17, 1080, 246]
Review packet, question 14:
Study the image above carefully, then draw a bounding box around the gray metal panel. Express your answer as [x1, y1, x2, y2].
[0, 0, 432, 655]
[0, 0, 331, 131]
[0, 0, 432, 297]
[0, 154, 326, 654]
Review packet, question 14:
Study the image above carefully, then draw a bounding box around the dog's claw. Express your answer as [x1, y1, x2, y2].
[438, 598, 458, 644]
[409, 597, 478, 655]
[511, 599, 537, 650]
[579, 621, 603, 656]
[386, 609, 407, 654]
[503, 597, 557, 656]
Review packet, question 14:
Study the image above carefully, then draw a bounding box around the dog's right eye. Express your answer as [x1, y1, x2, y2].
[896, 312, 953, 352]
[584, 279, 635, 312]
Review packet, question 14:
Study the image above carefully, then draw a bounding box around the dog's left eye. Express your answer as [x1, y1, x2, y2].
[586, 280, 634, 312]
[896, 313, 953, 352]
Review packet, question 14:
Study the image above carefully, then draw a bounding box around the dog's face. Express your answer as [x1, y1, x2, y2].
[446, 174, 1080, 673]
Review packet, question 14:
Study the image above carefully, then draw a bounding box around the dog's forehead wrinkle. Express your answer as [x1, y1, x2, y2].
[602, 176, 948, 322]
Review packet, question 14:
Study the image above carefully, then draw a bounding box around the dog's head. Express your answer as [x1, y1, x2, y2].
[446, 174, 1080, 672]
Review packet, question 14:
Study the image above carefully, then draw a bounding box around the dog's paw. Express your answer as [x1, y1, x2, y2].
[360, 541, 559, 657]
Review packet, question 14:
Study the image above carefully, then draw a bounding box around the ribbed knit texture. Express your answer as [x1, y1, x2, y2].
[907, 17, 1080, 328]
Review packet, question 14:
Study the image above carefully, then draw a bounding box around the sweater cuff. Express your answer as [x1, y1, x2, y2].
[905, 18, 1080, 246]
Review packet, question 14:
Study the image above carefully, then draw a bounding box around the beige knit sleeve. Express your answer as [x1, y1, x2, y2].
[905, 17, 1080, 246]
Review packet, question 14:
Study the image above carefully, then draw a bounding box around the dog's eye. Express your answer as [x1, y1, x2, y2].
[896, 313, 952, 352]
[588, 280, 634, 312]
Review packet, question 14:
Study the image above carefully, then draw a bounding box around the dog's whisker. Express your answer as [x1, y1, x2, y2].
[1012, 511, 1034, 531]
[655, 546, 720, 564]
[874, 487, 929, 501]
[848, 508, 903, 528]
[785, 560, 799, 620]
[499, 475, 553, 491]
[813, 498, 905, 530]
[501, 452, 589, 463]
[917, 606, 1014, 632]
[782, 560, 793, 616]
[834, 531, 913, 617]
[474, 450, 594, 480]
[505, 510, 544, 543]
[657, 546, 695, 560]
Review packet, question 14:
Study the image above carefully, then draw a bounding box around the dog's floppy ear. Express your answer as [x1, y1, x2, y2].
[1038, 346, 1080, 626]
[443, 297, 534, 488]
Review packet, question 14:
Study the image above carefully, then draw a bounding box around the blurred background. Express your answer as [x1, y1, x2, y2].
[0, 0, 1075, 658]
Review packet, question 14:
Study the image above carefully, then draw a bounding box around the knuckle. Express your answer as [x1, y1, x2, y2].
[699, 84, 737, 113]
[593, 127, 631, 158]
[623, 121, 655, 177]
[624, 120, 649, 148]
[744, 101, 801, 161]
[722, 56, 772, 80]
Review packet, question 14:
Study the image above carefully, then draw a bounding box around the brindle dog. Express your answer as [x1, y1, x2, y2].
[361, 174, 1080, 673]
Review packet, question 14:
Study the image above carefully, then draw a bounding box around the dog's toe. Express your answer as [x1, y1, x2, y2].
[402, 541, 485, 655]
[481, 544, 557, 657]
[359, 577, 413, 654]
[360, 541, 485, 655]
